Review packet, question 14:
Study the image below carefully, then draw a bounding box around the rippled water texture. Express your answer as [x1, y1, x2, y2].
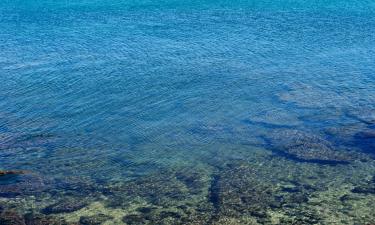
[1, 0, 375, 224]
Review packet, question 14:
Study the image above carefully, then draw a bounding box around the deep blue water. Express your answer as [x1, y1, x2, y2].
[1, 0, 375, 224]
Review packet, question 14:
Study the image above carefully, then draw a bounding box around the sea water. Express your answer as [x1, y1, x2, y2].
[1, 0, 375, 224]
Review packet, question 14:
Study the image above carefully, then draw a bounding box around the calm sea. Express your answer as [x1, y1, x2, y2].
[1, 0, 375, 224]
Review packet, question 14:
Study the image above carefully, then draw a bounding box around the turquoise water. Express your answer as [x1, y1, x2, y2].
[1, 0, 375, 224]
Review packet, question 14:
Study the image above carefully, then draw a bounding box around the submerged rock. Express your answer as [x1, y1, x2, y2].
[346, 107, 375, 125]
[42, 199, 87, 214]
[245, 108, 301, 127]
[106, 168, 212, 224]
[353, 129, 375, 155]
[208, 162, 279, 223]
[122, 209, 195, 225]
[24, 213, 72, 225]
[0, 210, 25, 225]
[266, 129, 358, 164]
[122, 214, 149, 225]
[51, 176, 101, 198]
[122, 210, 183, 225]
[79, 214, 113, 225]
[104, 168, 210, 208]
[0, 209, 73, 225]
[175, 169, 209, 195]
[0, 170, 27, 176]
[351, 176, 375, 195]
[104, 174, 187, 208]
[351, 186, 375, 194]
[0, 173, 48, 198]
[136, 207, 157, 214]
[324, 123, 375, 158]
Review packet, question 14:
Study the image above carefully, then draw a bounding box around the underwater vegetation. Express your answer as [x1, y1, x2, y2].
[1, 136, 375, 224]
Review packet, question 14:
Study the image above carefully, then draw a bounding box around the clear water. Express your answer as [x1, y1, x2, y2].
[1, 0, 375, 224]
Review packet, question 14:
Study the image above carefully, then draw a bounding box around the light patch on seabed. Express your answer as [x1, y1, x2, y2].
[213, 216, 260, 225]
[266, 159, 375, 224]
[308, 186, 375, 224]
[60, 200, 129, 224]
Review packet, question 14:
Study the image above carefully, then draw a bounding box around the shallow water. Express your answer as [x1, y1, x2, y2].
[1, 0, 375, 224]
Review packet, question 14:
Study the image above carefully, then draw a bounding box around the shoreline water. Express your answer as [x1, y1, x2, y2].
[1, 0, 375, 223]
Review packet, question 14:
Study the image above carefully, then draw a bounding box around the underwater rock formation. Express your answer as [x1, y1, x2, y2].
[42, 199, 88, 214]
[104, 168, 213, 224]
[0, 170, 27, 176]
[266, 129, 360, 164]
[346, 107, 375, 125]
[351, 176, 375, 195]
[0, 173, 48, 198]
[104, 174, 188, 208]
[206, 162, 328, 224]
[50, 176, 102, 198]
[122, 210, 189, 225]
[104, 169, 209, 207]
[24, 213, 74, 225]
[324, 122, 375, 158]
[208, 162, 280, 223]
[122, 214, 149, 225]
[244, 108, 301, 127]
[277, 83, 343, 109]
[353, 129, 375, 155]
[0, 209, 75, 225]
[79, 214, 113, 225]
[0, 209, 25, 225]
[104, 169, 213, 225]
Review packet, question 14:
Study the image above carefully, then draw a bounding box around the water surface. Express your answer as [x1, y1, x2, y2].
[1, 0, 375, 224]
